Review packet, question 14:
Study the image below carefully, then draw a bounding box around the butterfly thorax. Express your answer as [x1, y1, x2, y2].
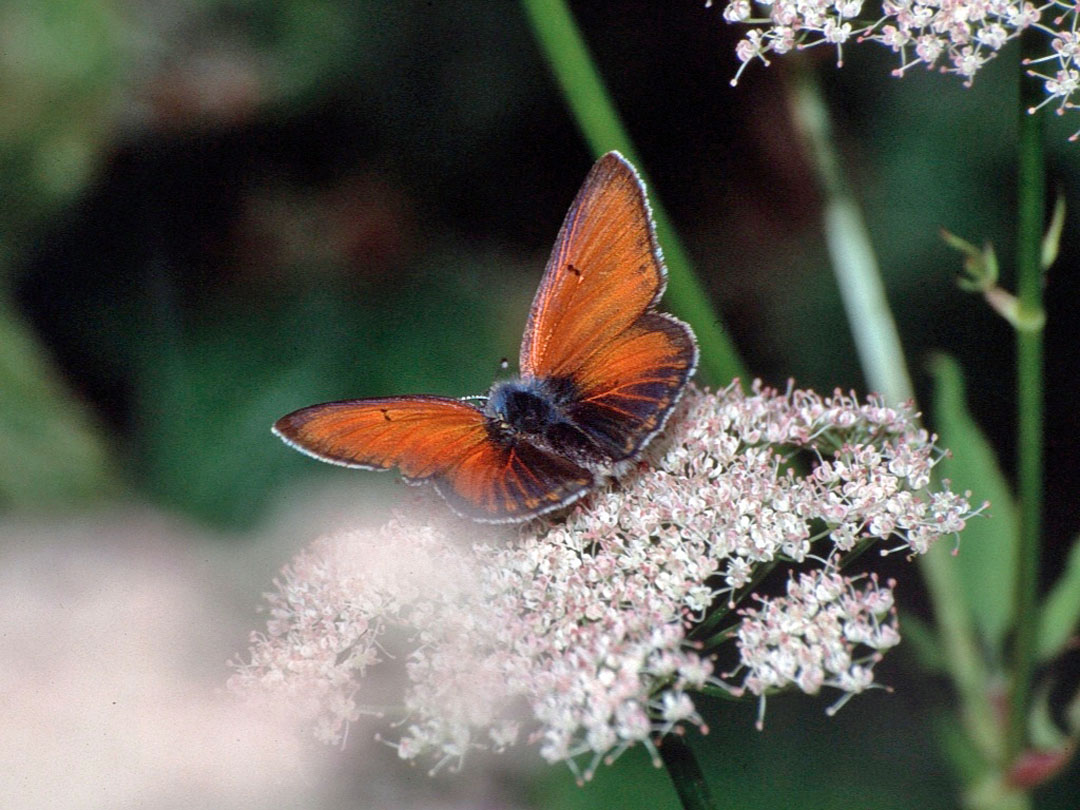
[484, 377, 605, 466]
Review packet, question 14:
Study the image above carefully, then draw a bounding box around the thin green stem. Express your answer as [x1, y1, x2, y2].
[520, 0, 747, 387]
[693, 560, 778, 639]
[1008, 28, 1047, 762]
[657, 735, 719, 810]
[922, 539, 1004, 761]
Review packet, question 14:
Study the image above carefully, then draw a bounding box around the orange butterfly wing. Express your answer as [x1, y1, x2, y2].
[520, 152, 697, 462]
[520, 152, 667, 380]
[562, 312, 697, 461]
[273, 396, 594, 521]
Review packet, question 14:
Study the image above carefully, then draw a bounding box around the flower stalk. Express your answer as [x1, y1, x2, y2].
[1008, 26, 1047, 763]
[782, 60, 998, 740]
[781, 50, 1052, 805]
[659, 736, 717, 810]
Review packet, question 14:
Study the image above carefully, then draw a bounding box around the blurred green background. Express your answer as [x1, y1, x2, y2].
[3, 0, 1079, 807]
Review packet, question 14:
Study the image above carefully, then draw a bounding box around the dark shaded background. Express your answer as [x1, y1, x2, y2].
[3, 0, 1079, 807]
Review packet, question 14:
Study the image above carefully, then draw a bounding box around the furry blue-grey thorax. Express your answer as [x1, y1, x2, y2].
[484, 377, 606, 466]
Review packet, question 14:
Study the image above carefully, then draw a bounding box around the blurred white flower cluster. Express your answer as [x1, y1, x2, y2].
[230, 384, 979, 780]
[712, 0, 1080, 137]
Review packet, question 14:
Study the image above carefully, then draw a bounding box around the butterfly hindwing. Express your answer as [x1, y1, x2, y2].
[562, 311, 697, 461]
[432, 436, 594, 522]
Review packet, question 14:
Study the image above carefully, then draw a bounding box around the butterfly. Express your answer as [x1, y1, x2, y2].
[273, 152, 698, 522]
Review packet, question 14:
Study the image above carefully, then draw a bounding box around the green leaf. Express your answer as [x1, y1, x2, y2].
[928, 353, 1019, 657]
[1028, 680, 1068, 749]
[1041, 192, 1065, 271]
[1037, 534, 1080, 661]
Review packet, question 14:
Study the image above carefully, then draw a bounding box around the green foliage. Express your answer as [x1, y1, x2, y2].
[0, 0, 126, 264]
[1037, 535, 1080, 661]
[131, 257, 524, 527]
[0, 295, 118, 507]
[533, 696, 956, 810]
[929, 352, 1019, 657]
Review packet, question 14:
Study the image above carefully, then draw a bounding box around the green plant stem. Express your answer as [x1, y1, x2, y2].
[784, 62, 913, 403]
[658, 735, 718, 810]
[1008, 29, 1047, 762]
[519, 0, 747, 388]
[923, 539, 1004, 761]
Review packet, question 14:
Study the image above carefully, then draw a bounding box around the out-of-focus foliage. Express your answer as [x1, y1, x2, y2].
[930, 353, 1018, 654]
[0, 298, 119, 506]
[1, 0, 123, 247]
[1, 0, 545, 519]
[0, 0, 131, 506]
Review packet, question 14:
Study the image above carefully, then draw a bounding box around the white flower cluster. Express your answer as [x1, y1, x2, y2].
[230, 384, 979, 778]
[404, 528, 712, 779]
[714, 0, 1080, 137]
[736, 570, 900, 725]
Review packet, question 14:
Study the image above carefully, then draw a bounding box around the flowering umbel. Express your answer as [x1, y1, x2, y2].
[712, 0, 1080, 139]
[230, 383, 979, 780]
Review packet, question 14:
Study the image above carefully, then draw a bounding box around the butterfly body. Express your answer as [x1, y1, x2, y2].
[484, 377, 601, 467]
[274, 152, 697, 522]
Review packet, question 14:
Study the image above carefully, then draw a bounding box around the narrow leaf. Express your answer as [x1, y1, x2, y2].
[1037, 534, 1080, 660]
[1040, 192, 1065, 271]
[928, 353, 1019, 654]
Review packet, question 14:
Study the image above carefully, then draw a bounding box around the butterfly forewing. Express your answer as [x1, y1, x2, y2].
[273, 396, 594, 522]
[273, 396, 490, 477]
[519, 152, 666, 380]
